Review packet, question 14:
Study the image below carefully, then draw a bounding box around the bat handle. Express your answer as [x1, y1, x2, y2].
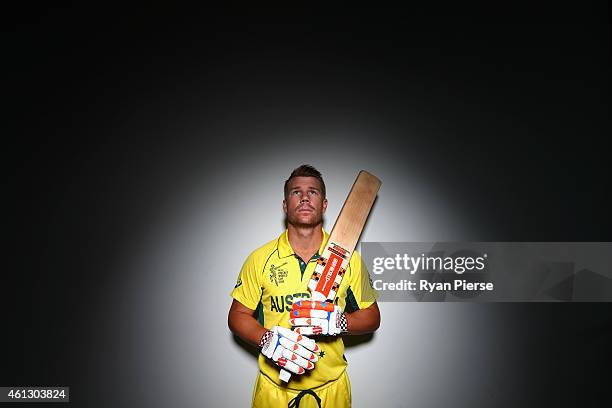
[279, 368, 291, 382]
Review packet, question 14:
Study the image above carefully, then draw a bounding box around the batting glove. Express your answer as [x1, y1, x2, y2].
[289, 299, 348, 336]
[259, 326, 319, 375]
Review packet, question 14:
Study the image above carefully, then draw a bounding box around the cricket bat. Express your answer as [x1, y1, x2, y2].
[279, 170, 382, 382]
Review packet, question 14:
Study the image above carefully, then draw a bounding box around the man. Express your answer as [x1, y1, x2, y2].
[228, 165, 380, 407]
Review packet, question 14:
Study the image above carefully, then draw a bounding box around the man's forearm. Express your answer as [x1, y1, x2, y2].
[228, 300, 267, 347]
[345, 303, 380, 335]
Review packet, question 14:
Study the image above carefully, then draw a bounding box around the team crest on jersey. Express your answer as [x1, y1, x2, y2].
[269, 262, 288, 286]
[234, 278, 242, 288]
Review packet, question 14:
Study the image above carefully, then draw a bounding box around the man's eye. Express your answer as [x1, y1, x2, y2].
[291, 191, 300, 195]
[308, 190, 318, 196]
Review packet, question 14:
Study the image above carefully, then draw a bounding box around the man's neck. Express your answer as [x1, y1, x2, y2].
[287, 223, 324, 261]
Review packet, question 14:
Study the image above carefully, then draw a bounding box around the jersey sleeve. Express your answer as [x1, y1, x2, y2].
[345, 250, 378, 311]
[230, 252, 263, 310]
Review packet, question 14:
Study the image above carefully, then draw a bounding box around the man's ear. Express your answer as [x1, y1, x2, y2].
[322, 198, 328, 213]
[282, 199, 287, 214]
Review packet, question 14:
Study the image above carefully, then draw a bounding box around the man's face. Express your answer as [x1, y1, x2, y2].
[283, 176, 327, 227]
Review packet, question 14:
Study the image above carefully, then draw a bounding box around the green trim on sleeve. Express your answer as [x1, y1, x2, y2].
[345, 287, 360, 313]
[255, 300, 264, 326]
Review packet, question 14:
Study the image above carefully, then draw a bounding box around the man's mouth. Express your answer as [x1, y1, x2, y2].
[297, 206, 314, 213]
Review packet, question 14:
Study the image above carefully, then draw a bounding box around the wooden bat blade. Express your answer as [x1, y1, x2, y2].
[329, 170, 381, 251]
[308, 170, 381, 300]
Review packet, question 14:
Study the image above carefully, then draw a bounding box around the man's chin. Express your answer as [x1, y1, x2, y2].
[288, 216, 322, 228]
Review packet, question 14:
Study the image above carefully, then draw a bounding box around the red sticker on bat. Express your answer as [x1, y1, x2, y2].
[314, 252, 343, 296]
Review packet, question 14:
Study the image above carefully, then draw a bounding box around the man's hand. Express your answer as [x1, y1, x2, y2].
[259, 326, 320, 375]
[289, 299, 347, 336]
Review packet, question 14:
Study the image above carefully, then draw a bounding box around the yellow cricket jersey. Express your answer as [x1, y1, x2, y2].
[231, 229, 377, 391]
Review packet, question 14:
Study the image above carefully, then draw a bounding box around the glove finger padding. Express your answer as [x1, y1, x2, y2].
[290, 309, 330, 319]
[276, 326, 318, 350]
[260, 326, 319, 375]
[277, 357, 305, 374]
[289, 317, 329, 329]
[289, 300, 347, 336]
[292, 300, 335, 312]
[278, 336, 319, 361]
[294, 326, 323, 335]
[280, 347, 315, 370]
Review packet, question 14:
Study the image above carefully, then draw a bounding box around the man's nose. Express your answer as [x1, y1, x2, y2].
[300, 196, 310, 203]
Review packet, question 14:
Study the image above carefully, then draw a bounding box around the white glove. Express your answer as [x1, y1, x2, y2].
[259, 326, 319, 375]
[289, 299, 348, 336]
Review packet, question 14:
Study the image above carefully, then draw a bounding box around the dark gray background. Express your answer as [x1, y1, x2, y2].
[5, 4, 611, 407]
